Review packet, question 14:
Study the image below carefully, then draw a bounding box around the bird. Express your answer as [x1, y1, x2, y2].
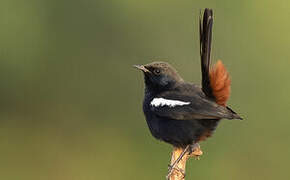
[134, 8, 242, 171]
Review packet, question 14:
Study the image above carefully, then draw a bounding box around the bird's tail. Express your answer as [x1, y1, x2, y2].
[200, 8, 231, 107]
[200, 8, 214, 99]
[209, 60, 231, 106]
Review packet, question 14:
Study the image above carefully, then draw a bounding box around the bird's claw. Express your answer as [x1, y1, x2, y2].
[188, 143, 203, 160]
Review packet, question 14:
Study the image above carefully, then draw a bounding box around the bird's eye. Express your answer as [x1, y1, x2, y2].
[154, 69, 161, 74]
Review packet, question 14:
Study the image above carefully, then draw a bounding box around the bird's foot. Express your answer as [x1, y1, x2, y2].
[188, 143, 203, 160]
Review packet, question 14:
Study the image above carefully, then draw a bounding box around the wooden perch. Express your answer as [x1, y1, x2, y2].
[166, 144, 203, 180]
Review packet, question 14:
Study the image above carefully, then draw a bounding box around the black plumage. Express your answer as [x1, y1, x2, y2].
[134, 9, 241, 148]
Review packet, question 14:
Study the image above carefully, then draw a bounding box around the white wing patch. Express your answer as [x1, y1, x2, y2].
[150, 98, 190, 107]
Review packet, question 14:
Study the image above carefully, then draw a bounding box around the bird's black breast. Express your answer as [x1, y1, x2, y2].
[143, 92, 161, 140]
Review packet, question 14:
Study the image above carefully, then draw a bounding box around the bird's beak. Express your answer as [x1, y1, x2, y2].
[133, 65, 150, 73]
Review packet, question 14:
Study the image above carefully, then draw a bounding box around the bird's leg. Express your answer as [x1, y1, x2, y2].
[167, 145, 190, 178]
[189, 143, 203, 160]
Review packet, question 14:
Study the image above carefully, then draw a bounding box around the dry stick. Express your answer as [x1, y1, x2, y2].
[166, 144, 203, 180]
[166, 147, 189, 180]
[167, 145, 190, 177]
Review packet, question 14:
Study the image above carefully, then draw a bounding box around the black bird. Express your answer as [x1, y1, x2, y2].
[134, 9, 241, 158]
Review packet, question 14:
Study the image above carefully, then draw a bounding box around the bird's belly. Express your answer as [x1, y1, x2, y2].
[145, 115, 220, 148]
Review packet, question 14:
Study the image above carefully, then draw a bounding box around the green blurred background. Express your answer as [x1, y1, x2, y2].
[0, 0, 290, 179]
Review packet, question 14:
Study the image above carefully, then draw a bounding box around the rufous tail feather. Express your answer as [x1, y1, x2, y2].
[209, 60, 231, 106]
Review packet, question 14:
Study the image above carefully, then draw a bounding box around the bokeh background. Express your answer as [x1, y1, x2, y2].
[0, 0, 290, 179]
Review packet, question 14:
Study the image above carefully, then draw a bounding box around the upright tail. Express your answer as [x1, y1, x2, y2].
[200, 8, 214, 99]
[200, 8, 231, 107]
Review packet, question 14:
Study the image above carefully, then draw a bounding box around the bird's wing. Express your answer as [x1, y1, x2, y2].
[150, 89, 241, 120]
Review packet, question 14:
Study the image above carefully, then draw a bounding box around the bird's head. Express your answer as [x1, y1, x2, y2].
[134, 61, 184, 91]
